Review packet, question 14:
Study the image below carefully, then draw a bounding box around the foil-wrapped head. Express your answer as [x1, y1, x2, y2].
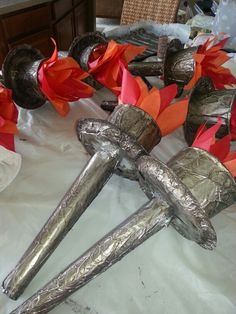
[168, 147, 236, 218]
[2, 45, 46, 109]
[77, 104, 161, 180]
[68, 32, 107, 89]
[108, 104, 161, 152]
[163, 39, 197, 95]
[138, 147, 236, 249]
[184, 77, 236, 145]
[68, 32, 107, 70]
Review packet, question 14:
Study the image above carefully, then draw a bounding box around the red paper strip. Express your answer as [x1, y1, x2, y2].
[192, 117, 222, 150]
[38, 38, 95, 116]
[0, 133, 15, 152]
[210, 134, 231, 161]
[230, 98, 236, 139]
[0, 84, 18, 152]
[120, 67, 141, 105]
[159, 84, 178, 114]
[192, 118, 236, 177]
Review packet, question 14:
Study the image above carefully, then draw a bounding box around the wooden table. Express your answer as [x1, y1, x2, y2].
[0, 0, 95, 65]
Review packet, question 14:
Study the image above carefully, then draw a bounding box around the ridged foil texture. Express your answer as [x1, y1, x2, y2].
[10, 199, 172, 314]
[10, 148, 236, 313]
[2, 105, 160, 300]
[184, 77, 236, 145]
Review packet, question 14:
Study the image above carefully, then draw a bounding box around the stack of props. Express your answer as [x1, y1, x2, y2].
[8, 118, 236, 313]
[2, 74, 188, 301]
[69, 33, 236, 94]
[2, 32, 236, 314]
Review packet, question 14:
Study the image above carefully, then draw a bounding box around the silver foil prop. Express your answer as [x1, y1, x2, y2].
[2, 104, 161, 300]
[10, 147, 236, 314]
[68, 32, 163, 80]
[184, 77, 236, 145]
[163, 39, 197, 95]
[2, 45, 46, 109]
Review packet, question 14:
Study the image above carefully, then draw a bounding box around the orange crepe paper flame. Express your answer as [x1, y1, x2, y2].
[38, 38, 95, 116]
[119, 68, 189, 136]
[88, 40, 146, 96]
[184, 35, 236, 91]
[192, 117, 236, 177]
[0, 84, 18, 151]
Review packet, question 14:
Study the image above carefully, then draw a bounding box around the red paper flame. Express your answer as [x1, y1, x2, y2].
[38, 38, 95, 116]
[185, 35, 236, 90]
[88, 40, 146, 96]
[230, 98, 236, 140]
[0, 84, 18, 151]
[192, 117, 236, 177]
[119, 68, 189, 136]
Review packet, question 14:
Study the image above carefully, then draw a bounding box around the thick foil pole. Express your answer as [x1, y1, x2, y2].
[2, 150, 119, 300]
[128, 61, 163, 77]
[10, 199, 172, 314]
[10, 148, 236, 314]
[2, 104, 161, 300]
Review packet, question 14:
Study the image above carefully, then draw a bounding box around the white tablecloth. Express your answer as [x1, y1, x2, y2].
[0, 87, 236, 314]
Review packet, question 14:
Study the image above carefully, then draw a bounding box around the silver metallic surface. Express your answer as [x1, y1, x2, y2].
[78, 42, 105, 90]
[2, 45, 46, 109]
[68, 32, 107, 66]
[163, 39, 197, 94]
[77, 119, 145, 180]
[68, 32, 107, 90]
[11, 148, 236, 314]
[184, 77, 236, 145]
[157, 36, 169, 61]
[107, 104, 161, 153]
[138, 154, 216, 249]
[167, 147, 236, 219]
[101, 100, 118, 112]
[2, 150, 120, 300]
[3, 104, 161, 300]
[78, 43, 99, 71]
[10, 199, 172, 314]
[128, 61, 163, 77]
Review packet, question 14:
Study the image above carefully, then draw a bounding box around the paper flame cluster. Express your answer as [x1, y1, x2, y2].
[119, 68, 189, 136]
[0, 84, 18, 151]
[38, 39, 95, 116]
[185, 36, 236, 90]
[88, 40, 146, 95]
[192, 117, 236, 177]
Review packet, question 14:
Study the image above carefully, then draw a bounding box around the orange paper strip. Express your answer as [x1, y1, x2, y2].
[88, 40, 146, 95]
[223, 160, 236, 177]
[156, 98, 189, 136]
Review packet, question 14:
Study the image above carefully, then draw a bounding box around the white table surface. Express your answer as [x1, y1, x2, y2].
[0, 86, 236, 314]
